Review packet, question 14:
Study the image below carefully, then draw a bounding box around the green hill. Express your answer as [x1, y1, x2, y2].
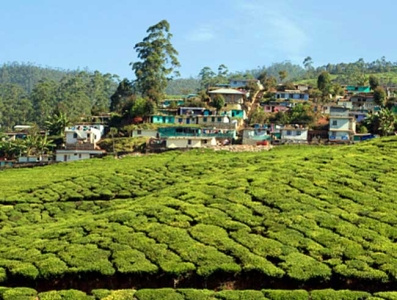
[0, 138, 396, 296]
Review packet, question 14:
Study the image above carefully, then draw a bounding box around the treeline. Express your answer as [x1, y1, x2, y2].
[0, 62, 75, 94]
[0, 63, 118, 130]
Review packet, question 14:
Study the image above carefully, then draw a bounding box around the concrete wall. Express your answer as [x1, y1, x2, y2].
[55, 152, 91, 162]
[280, 130, 308, 141]
[131, 129, 158, 138]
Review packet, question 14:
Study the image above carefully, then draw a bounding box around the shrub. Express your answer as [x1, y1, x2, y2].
[2, 287, 37, 300]
[262, 289, 308, 300]
[134, 288, 184, 300]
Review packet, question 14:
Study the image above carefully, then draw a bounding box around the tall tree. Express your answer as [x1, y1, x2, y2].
[373, 86, 387, 107]
[369, 75, 380, 90]
[110, 79, 134, 114]
[130, 20, 180, 103]
[278, 70, 288, 82]
[198, 67, 216, 90]
[317, 71, 332, 102]
[303, 56, 313, 70]
[30, 79, 59, 126]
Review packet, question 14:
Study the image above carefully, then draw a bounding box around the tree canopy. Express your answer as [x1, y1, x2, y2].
[130, 20, 180, 103]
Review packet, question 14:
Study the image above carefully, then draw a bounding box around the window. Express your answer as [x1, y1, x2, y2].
[137, 130, 142, 134]
[211, 117, 215, 122]
[217, 117, 222, 122]
[296, 131, 301, 135]
[73, 133, 77, 138]
[203, 139, 207, 144]
[87, 133, 90, 138]
[332, 120, 338, 126]
[286, 130, 292, 136]
[178, 118, 183, 123]
[79, 154, 82, 158]
[188, 139, 192, 145]
[203, 117, 207, 122]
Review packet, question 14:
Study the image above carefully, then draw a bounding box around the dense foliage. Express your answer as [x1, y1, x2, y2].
[0, 64, 118, 129]
[2, 287, 397, 299]
[0, 138, 396, 295]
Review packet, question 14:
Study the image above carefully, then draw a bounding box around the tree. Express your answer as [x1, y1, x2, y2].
[198, 67, 216, 90]
[377, 108, 396, 136]
[130, 98, 156, 118]
[130, 20, 180, 103]
[249, 107, 267, 125]
[45, 111, 70, 136]
[373, 86, 387, 107]
[317, 71, 332, 102]
[110, 79, 134, 113]
[278, 70, 288, 82]
[30, 79, 59, 127]
[303, 56, 313, 70]
[369, 75, 380, 91]
[210, 94, 225, 113]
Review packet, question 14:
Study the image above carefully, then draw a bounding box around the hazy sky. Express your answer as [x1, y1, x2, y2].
[1, 0, 396, 79]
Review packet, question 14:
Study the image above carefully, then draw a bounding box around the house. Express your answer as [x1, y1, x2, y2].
[160, 99, 184, 108]
[263, 101, 291, 113]
[178, 107, 213, 116]
[150, 115, 175, 124]
[229, 79, 261, 89]
[165, 136, 217, 149]
[242, 127, 271, 145]
[56, 124, 105, 162]
[196, 115, 238, 129]
[130, 128, 158, 138]
[274, 90, 309, 101]
[328, 107, 356, 142]
[208, 88, 246, 105]
[350, 93, 378, 112]
[222, 109, 246, 119]
[280, 126, 308, 144]
[18, 155, 53, 164]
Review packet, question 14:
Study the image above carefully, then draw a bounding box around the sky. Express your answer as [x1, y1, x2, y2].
[1, 0, 396, 80]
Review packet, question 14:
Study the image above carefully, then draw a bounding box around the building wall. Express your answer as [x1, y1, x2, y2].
[151, 116, 175, 124]
[166, 138, 216, 148]
[131, 129, 158, 138]
[329, 131, 351, 141]
[329, 118, 350, 131]
[55, 152, 91, 162]
[280, 130, 308, 141]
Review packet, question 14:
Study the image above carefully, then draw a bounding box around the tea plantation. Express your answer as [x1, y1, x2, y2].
[0, 137, 396, 299]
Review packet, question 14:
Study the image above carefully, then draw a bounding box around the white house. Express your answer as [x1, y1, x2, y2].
[55, 149, 104, 162]
[166, 136, 217, 149]
[56, 124, 105, 162]
[328, 107, 356, 142]
[280, 127, 308, 143]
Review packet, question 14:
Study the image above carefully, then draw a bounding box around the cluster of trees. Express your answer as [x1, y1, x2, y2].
[0, 70, 118, 130]
[249, 103, 315, 126]
[0, 127, 55, 159]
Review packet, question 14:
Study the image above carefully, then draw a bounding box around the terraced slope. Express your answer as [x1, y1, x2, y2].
[0, 138, 396, 294]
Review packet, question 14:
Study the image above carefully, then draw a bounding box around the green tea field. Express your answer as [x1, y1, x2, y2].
[0, 137, 396, 299]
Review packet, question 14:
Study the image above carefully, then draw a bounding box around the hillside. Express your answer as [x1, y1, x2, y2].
[0, 138, 396, 298]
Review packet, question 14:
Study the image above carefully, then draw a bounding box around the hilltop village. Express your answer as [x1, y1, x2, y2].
[1, 75, 396, 166]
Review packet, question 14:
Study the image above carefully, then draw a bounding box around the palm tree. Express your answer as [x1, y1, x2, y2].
[377, 108, 396, 136]
[45, 111, 71, 136]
